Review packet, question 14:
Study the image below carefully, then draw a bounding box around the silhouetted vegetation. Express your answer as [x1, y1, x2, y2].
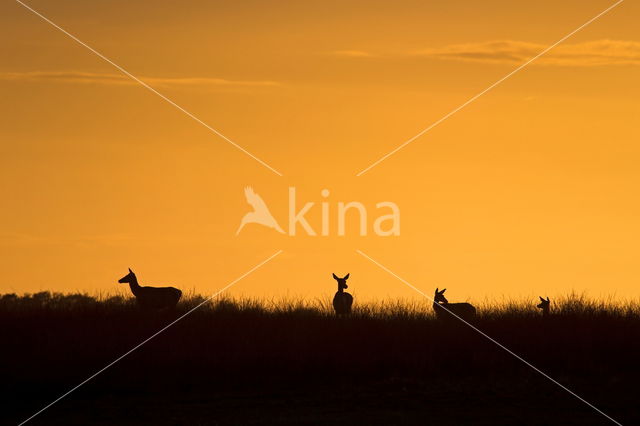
[2, 292, 639, 425]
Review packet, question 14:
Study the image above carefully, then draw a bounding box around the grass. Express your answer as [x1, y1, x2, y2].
[2, 292, 639, 425]
[4, 290, 639, 323]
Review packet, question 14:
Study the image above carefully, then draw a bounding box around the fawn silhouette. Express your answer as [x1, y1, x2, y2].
[537, 296, 550, 316]
[118, 268, 182, 310]
[332, 273, 353, 315]
[433, 288, 476, 322]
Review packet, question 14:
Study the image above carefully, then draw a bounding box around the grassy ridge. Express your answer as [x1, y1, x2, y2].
[4, 290, 639, 316]
[2, 292, 639, 425]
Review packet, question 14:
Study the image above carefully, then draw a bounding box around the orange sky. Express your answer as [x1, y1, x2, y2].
[1, 0, 639, 304]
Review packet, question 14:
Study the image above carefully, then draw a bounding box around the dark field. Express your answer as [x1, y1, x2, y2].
[2, 292, 639, 425]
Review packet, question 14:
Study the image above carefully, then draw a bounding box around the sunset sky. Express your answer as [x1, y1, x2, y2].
[1, 0, 638, 304]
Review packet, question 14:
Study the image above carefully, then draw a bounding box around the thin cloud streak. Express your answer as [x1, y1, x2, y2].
[0, 71, 280, 88]
[330, 50, 376, 58]
[415, 39, 640, 66]
[330, 39, 640, 67]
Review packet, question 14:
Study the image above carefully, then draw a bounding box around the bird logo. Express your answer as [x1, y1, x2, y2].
[236, 187, 285, 235]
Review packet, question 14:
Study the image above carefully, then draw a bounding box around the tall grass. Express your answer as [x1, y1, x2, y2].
[3, 291, 640, 424]
[4, 291, 638, 318]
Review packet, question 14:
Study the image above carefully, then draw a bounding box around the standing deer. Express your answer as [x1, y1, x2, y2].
[433, 288, 476, 322]
[118, 268, 182, 310]
[332, 273, 353, 315]
[537, 296, 550, 316]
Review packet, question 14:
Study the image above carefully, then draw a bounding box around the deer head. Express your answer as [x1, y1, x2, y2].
[537, 296, 550, 315]
[332, 273, 350, 290]
[118, 268, 136, 284]
[434, 287, 448, 304]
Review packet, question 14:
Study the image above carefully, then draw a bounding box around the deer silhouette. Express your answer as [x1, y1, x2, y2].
[433, 288, 476, 321]
[332, 273, 353, 315]
[118, 268, 182, 310]
[537, 296, 550, 316]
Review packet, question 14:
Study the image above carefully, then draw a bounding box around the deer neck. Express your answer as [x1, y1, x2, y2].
[129, 279, 141, 296]
[337, 285, 344, 294]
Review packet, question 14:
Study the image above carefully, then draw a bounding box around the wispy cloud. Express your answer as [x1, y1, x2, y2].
[0, 71, 280, 88]
[0, 232, 134, 248]
[415, 39, 640, 66]
[330, 50, 376, 58]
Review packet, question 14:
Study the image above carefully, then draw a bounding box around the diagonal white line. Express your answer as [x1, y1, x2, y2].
[19, 250, 283, 425]
[14, 0, 283, 177]
[356, 0, 624, 176]
[356, 249, 623, 426]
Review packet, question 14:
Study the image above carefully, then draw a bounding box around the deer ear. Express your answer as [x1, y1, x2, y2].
[344, 273, 350, 280]
[128, 268, 133, 273]
[546, 297, 550, 302]
[332, 273, 338, 280]
[435, 287, 439, 292]
[441, 288, 446, 293]
[539, 296, 545, 302]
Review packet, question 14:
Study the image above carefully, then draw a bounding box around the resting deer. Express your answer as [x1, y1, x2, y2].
[332, 273, 353, 315]
[537, 296, 550, 316]
[118, 268, 182, 310]
[433, 288, 476, 321]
